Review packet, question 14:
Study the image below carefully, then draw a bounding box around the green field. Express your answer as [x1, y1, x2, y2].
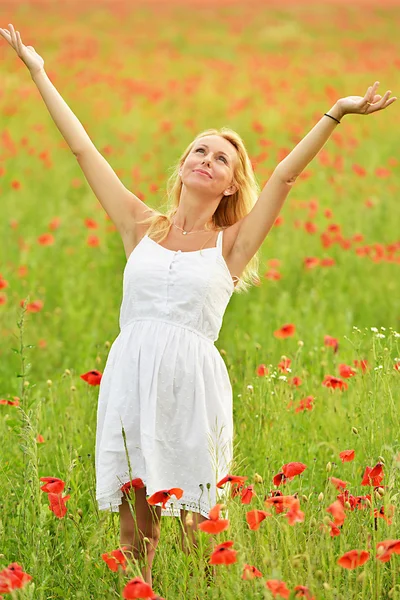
[0, 1, 399, 599]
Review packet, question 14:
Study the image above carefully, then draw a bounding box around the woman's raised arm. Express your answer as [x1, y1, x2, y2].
[0, 24, 148, 239]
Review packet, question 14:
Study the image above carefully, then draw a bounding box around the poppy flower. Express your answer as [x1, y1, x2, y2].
[265, 495, 296, 514]
[0, 563, 32, 594]
[330, 477, 347, 490]
[198, 504, 229, 534]
[147, 487, 183, 509]
[282, 462, 307, 479]
[217, 474, 248, 489]
[338, 364, 357, 378]
[373, 505, 395, 525]
[286, 498, 305, 525]
[241, 484, 256, 504]
[337, 550, 370, 569]
[209, 540, 237, 565]
[266, 579, 290, 598]
[80, 370, 102, 386]
[246, 509, 272, 530]
[40, 477, 65, 494]
[273, 472, 286, 486]
[278, 357, 291, 372]
[294, 396, 314, 412]
[376, 539, 400, 563]
[326, 500, 346, 526]
[339, 450, 355, 463]
[274, 324, 296, 339]
[324, 335, 339, 352]
[242, 563, 263, 580]
[102, 547, 129, 572]
[47, 492, 70, 518]
[322, 375, 348, 390]
[122, 576, 156, 599]
[361, 463, 384, 487]
[294, 586, 316, 599]
[120, 478, 145, 494]
[328, 521, 341, 537]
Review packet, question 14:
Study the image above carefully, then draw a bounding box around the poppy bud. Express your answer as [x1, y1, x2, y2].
[255, 342, 262, 350]
[323, 515, 331, 525]
[292, 558, 301, 568]
[184, 514, 194, 528]
[71, 386, 77, 392]
[143, 536, 150, 544]
[315, 570, 323, 579]
[318, 492, 324, 502]
[64, 369, 71, 376]
[247, 384, 254, 393]
[376, 545, 385, 556]
[301, 495, 308, 503]
[378, 456, 385, 464]
[105, 340, 110, 348]
[298, 340, 304, 346]
[374, 489, 382, 500]
[364, 498, 371, 508]
[77, 508, 83, 517]
[352, 427, 359, 434]
[309, 517, 317, 527]
[389, 589, 396, 598]
[323, 583, 330, 591]
[377, 486, 385, 496]
[253, 473, 263, 484]
[326, 462, 332, 472]
[24, 380, 30, 387]
[345, 501, 351, 509]
[96, 356, 102, 364]
[357, 572, 366, 582]
[220, 348, 227, 355]
[47, 379, 52, 386]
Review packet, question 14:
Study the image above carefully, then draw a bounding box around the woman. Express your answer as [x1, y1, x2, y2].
[1, 24, 396, 588]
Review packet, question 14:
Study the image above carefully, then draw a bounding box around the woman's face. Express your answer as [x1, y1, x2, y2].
[181, 134, 238, 196]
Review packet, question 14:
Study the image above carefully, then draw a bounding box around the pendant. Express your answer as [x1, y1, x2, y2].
[183, 231, 187, 235]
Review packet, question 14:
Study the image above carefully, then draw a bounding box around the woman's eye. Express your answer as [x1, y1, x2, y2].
[196, 148, 227, 163]
[196, 148, 204, 153]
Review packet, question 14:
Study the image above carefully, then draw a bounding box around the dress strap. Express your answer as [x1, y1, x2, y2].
[217, 229, 224, 253]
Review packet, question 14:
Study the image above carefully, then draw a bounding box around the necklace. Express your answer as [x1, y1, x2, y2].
[172, 217, 211, 235]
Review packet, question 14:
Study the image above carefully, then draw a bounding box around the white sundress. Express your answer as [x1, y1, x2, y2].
[95, 228, 237, 519]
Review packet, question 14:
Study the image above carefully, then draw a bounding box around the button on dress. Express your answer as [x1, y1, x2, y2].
[95, 228, 237, 518]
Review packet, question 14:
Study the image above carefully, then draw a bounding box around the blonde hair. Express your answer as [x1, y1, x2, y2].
[136, 127, 261, 294]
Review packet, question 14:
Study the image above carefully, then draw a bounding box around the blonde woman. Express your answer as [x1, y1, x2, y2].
[1, 24, 396, 588]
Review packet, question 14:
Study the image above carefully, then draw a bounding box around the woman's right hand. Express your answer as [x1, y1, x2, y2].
[0, 24, 44, 75]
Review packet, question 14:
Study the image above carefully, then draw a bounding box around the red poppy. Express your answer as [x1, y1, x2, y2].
[286, 498, 304, 525]
[122, 576, 156, 599]
[47, 492, 70, 518]
[330, 477, 347, 490]
[0, 563, 32, 594]
[38, 233, 54, 245]
[266, 579, 290, 599]
[326, 501, 346, 526]
[361, 463, 384, 487]
[282, 462, 307, 479]
[120, 478, 145, 494]
[246, 509, 272, 531]
[339, 450, 355, 463]
[265, 495, 296, 514]
[354, 359, 369, 372]
[241, 484, 256, 504]
[376, 539, 400, 563]
[242, 563, 263, 580]
[102, 547, 129, 572]
[147, 487, 183, 509]
[373, 505, 395, 525]
[294, 396, 314, 413]
[273, 472, 286, 486]
[328, 521, 341, 537]
[278, 357, 291, 372]
[217, 474, 248, 489]
[40, 477, 66, 494]
[337, 550, 370, 569]
[209, 540, 237, 565]
[338, 364, 357, 378]
[324, 335, 339, 352]
[198, 504, 229, 534]
[322, 375, 348, 390]
[80, 370, 102, 386]
[294, 585, 316, 599]
[274, 324, 296, 339]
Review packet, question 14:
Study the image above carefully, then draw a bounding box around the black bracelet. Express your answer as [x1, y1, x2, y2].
[324, 113, 341, 124]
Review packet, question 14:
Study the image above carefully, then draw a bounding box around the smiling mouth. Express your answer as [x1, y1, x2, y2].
[194, 170, 212, 178]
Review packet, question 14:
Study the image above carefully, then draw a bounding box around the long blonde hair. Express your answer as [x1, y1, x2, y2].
[136, 127, 261, 294]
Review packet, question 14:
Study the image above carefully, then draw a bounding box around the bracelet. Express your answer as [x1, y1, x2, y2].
[324, 113, 341, 124]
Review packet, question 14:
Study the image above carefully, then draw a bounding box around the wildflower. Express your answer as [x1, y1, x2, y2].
[337, 550, 370, 569]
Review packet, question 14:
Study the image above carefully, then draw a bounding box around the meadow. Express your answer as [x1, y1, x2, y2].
[0, 0, 399, 598]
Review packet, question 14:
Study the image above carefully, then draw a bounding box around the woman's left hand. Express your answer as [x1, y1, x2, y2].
[338, 81, 397, 117]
